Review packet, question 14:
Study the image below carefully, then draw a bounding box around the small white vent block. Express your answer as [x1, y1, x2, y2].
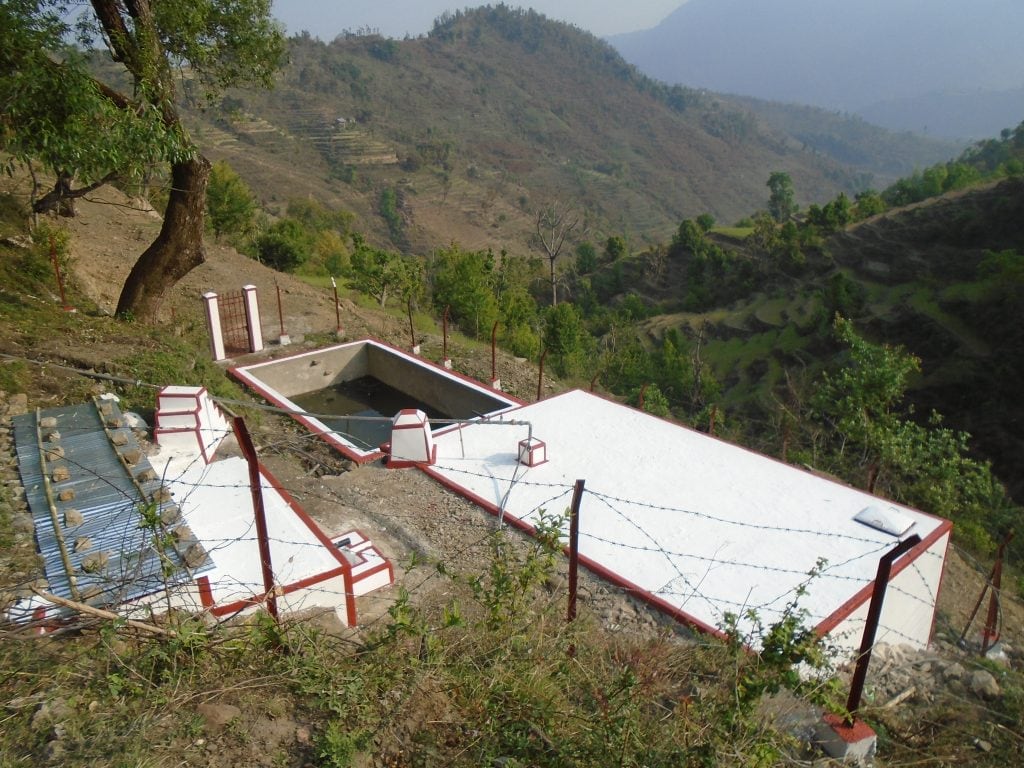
[855, 505, 915, 537]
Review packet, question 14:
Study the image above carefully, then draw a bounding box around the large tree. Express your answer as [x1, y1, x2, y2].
[1, 0, 285, 321]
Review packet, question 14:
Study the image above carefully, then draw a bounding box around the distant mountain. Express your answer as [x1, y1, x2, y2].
[610, 0, 1024, 140]
[186, 7, 959, 253]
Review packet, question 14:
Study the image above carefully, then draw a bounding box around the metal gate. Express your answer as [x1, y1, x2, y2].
[218, 290, 250, 356]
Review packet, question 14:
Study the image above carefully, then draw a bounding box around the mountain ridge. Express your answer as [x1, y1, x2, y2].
[183, 7, 955, 254]
[610, 0, 1024, 140]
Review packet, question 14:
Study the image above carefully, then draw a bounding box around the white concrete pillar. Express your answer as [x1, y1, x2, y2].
[242, 285, 264, 353]
[202, 292, 226, 361]
[387, 409, 436, 468]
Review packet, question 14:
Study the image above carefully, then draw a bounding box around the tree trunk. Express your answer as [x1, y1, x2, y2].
[549, 258, 557, 306]
[116, 155, 211, 322]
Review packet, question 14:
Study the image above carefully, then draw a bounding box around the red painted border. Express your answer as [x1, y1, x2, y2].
[419, 463, 727, 639]
[419, 389, 953, 643]
[228, 367, 384, 464]
[202, 463, 398, 626]
[197, 575, 214, 608]
[228, 338, 525, 466]
[813, 521, 952, 638]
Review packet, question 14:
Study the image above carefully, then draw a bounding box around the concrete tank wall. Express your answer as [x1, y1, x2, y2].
[366, 345, 509, 418]
[245, 344, 369, 398]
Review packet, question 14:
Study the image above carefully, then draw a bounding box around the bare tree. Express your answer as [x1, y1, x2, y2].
[534, 202, 581, 305]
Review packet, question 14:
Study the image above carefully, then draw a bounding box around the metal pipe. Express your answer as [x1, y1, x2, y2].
[845, 534, 921, 723]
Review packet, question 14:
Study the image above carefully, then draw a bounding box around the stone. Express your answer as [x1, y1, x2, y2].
[58, 489, 75, 502]
[184, 542, 208, 568]
[45, 430, 61, 443]
[295, 726, 311, 745]
[121, 448, 142, 465]
[39, 417, 58, 430]
[969, 669, 1001, 699]
[943, 662, 965, 682]
[160, 505, 181, 525]
[63, 508, 83, 527]
[44, 447, 65, 461]
[196, 702, 242, 732]
[7, 394, 28, 416]
[74, 537, 92, 553]
[974, 738, 993, 753]
[110, 432, 129, 447]
[81, 551, 110, 573]
[51, 466, 70, 483]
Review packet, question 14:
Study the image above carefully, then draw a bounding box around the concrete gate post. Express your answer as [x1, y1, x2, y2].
[202, 292, 226, 361]
[242, 285, 264, 353]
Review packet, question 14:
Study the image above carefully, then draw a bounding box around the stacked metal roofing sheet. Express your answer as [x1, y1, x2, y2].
[12, 398, 212, 610]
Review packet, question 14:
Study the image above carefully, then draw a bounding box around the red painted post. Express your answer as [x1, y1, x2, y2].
[491, 320, 499, 383]
[638, 383, 648, 411]
[845, 534, 921, 724]
[232, 417, 279, 624]
[983, 531, 1013, 653]
[537, 348, 548, 402]
[275, 281, 285, 338]
[959, 530, 1014, 652]
[567, 479, 585, 625]
[330, 276, 341, 334]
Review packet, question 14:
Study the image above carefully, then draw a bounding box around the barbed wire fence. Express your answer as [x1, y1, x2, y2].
[0, 352, 1019, 700]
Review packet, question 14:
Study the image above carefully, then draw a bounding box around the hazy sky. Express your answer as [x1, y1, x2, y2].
[272, 1, 685, 40]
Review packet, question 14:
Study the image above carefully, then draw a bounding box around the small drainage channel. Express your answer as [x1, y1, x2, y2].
[230, 339, 522, 462]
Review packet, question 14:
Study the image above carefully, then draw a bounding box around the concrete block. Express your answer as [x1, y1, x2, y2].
[816, 714, 876, 764]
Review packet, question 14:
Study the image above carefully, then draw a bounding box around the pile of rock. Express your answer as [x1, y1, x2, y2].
[857, 641, 1016, 708]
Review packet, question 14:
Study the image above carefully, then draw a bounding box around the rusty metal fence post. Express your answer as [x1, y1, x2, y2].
[232, 417, 279, 624]
[845, 534, 921, 723]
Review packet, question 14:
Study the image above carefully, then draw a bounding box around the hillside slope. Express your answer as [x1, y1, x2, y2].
[626, 177, 1024, 500]
[185, 7, 875, 254]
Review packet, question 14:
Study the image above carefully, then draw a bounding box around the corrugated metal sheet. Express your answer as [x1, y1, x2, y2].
[12, 399, 212, 609]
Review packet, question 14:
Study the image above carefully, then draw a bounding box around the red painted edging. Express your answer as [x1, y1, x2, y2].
[418, 464, 727, 639]
[813, 520, 953, 638]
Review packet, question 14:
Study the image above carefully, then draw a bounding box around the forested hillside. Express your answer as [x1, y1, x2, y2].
[183, 6, 950, 254]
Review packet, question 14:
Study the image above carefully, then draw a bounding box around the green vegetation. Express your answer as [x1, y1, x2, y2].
[0, 509, 839, 767]
[1, 0, 286, 320]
